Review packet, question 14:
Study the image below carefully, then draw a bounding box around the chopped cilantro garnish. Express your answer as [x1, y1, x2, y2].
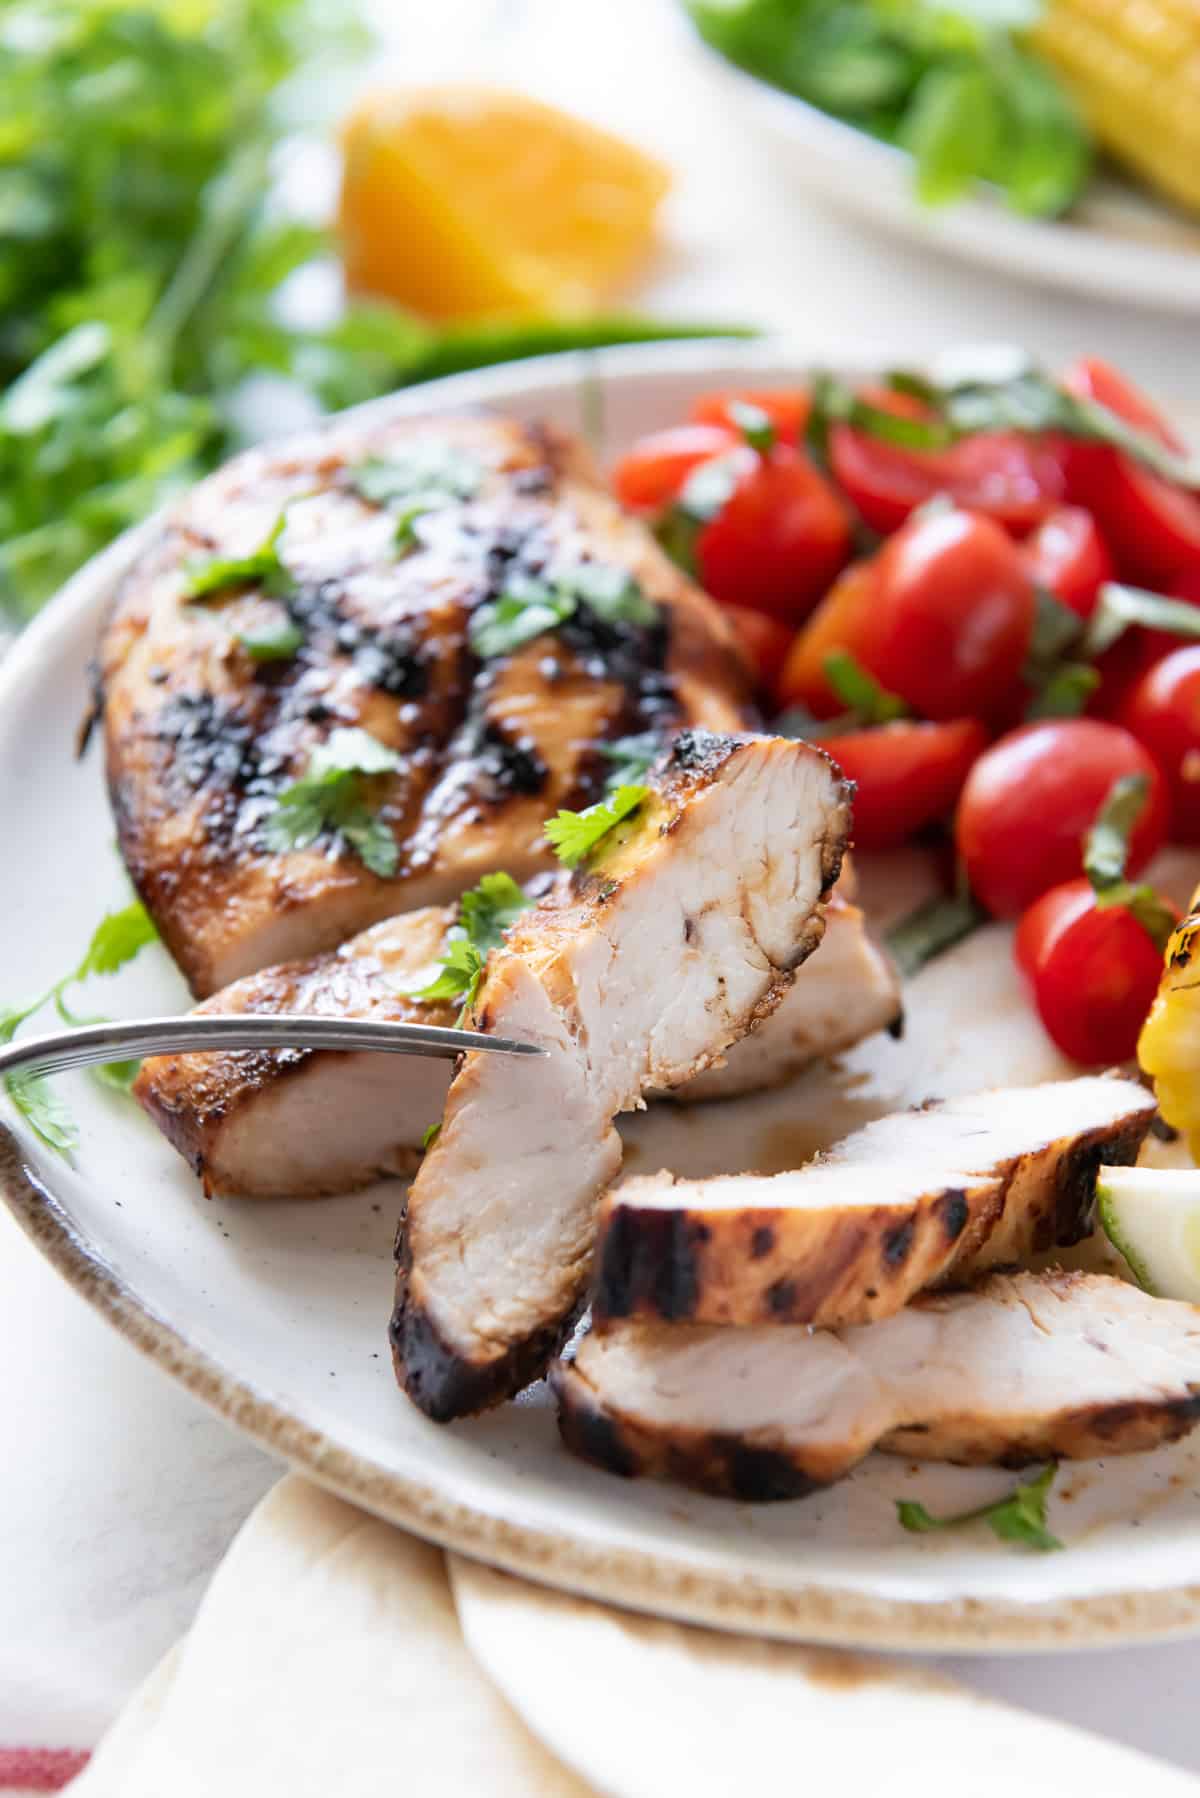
[544, 784, 650, 870]
[726, 399, 776, 455]
[349, 442, 483, 508]
[822, 652, 908, 725]
[1083, 583, 1200, 661]
[655, 450, 745, 577]
[457, 872, 532, 957]
[263, 727, 401, 877]
[184, 513, 292, 600]
[422, 1121, 442, 1151]
[1082, 775, 1176, 953]
[470, 561, 657, 660]
[1, 899, 160, 1157]
[238, 616, 304, 663]
[896, 1464, 1062, 1552]
[401, 871, 533, 1024]
[600, 732, 662, 791]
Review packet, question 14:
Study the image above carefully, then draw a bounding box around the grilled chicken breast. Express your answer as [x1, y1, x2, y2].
[101, 412, 749, 996]
[554, 1270, 1200, 1500]
[133, 907, 457, 1198]
[592, 1077, 1155, 1331]
[135, 887, 895, 1198]
[391, 729, 851, 1421]
[666, 894, 900, 1102]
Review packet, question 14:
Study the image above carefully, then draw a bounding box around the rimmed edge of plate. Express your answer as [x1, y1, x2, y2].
[6, 337, 1200, 1654]
[10, 1122, 1200, 1655]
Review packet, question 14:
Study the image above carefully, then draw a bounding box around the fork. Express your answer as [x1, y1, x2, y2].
[0, 1014, 545, 1080]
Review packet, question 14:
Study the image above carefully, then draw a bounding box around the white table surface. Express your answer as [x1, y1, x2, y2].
[6, 0, 1200, 1772]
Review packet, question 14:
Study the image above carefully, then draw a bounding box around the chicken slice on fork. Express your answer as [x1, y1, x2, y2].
[390, 728, 852, 1421]
[133, 887, 897, 1199]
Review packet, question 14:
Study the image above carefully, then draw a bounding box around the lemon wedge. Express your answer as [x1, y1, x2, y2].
[1098, 1165, 1200, 1302]
[338, 85, 671, 323]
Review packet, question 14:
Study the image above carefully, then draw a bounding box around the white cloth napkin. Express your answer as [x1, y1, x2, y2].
[69, 1476, 1200, 1797]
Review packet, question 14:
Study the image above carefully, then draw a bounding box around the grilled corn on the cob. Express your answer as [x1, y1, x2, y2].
[1031, 0, 1200, 217]
[1139, 886, 1200, 1155]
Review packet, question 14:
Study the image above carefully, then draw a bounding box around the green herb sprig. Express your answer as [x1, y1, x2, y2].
[1083, 775, 1176, 953]
[402, 871, 533, 1021]
[2, 901, 160, 1155]
[896, 1463, 1062, 1552]
[544, 784, 651, 870]
[263, 727, 401, 877]
[470, 562, 658, 660]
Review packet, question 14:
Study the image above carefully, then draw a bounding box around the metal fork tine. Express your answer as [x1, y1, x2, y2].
[0, 1014, 546, 1081]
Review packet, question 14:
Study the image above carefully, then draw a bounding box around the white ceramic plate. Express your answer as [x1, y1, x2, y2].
[5, 341, 1200, 1654]
[683, 24, 1200, 317]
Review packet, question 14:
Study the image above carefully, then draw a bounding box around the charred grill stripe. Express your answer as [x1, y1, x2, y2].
[592, 1204, 701, 1324]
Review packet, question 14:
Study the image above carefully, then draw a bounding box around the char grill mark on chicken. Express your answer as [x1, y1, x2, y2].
[591, 1077, 1155, 1332]
[554, 1271, 1200, 1501]
[100, 413, 750, 997]
[134, 885, 898, 1199]
[389, 729, 852, 1422]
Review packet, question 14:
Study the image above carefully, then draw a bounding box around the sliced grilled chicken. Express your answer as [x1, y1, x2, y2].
[135, 885, 895, 1197]
[665, 894, 901, 1103]
[133, 907, 457, 1198]
[554, 1270, 1200, 1500]
[101, 412, 749, 997]
[592, 1076, 1155, 1331]
[391, 729, 852, 1421]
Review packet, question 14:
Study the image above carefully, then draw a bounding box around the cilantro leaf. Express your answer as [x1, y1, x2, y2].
[544, 784, 650, 870]
[422, 1121, 442, 1151]
[558, 562, 658, 628]
[726, 399, 776, 455]
[402, 937, 485, 1014]
[238, 616, 304, 662]
[469, 573, 576, 660]
[600, 732, 663, 791]
[349, 443, 483, 507]
[184, 513, 291, 600]
[822, 652, 908, 725]
[1024, 662, 1099, 720]
[6, 1070, 79, 1157]
[457, 872, 532, 957]
[263, 729, 401, 875]
[896, 1464, 1062, 1552]
[1085, 774, 1148, 894]
[1083, 583, 1200, 660]
[74, 901, 159, 981]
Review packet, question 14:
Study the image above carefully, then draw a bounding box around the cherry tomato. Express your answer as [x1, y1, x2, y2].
[1119, 646, 1200, 844]
[830, 426, 1067, 537]
[688, 388, 810, 446]
[1023, 506, 1114, 619]
[1061, 357, 1182, 452]
[956, 719, 1168, 917]
[1017, 878, 1175, 1065]
[1013, 877, 1095, 983]
[814, 718, 988, 850]
[1060, 360, 1200, 587]
[722, 605, 794, 698]
[778, 507, 1034, 722]
[696, 443, 852, 623]
[610, 423, 737, 512]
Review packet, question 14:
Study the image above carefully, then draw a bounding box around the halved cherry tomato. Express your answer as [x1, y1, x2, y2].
[1023, 506, 1114, 619]
[1061, 357, 1182, 452]
[722, 605, 794, 698]
[696, 444, 852, 623]
[610, 423, 737, 513]
[778, 507, 1034, 722]
[830, 426, 1067, 536]
[956, 719, 1168, 917]
[1060, 359, 1200, 587]
[1119, 646, 1200, 844]
[688, 387, 810, 446]
[814, 718, 988, 850]
[1016, 877, 1177, 1065]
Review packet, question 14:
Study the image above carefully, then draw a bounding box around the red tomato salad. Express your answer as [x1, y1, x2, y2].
[614, 357, 1200, 1066]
